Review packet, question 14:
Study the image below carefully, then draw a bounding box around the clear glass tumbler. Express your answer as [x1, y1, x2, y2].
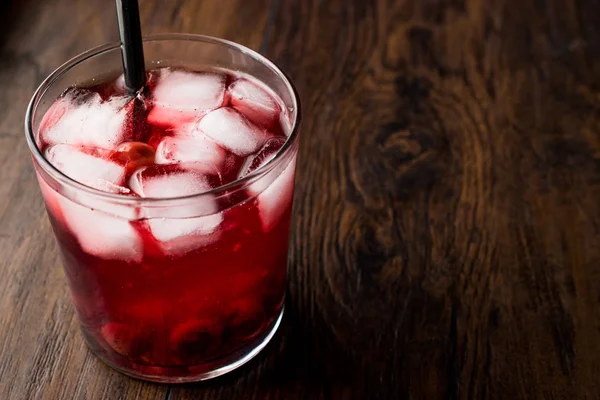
[25, 34, 300, 383]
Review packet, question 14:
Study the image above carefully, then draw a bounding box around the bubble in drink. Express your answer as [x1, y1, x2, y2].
[34, 66, 296, 380]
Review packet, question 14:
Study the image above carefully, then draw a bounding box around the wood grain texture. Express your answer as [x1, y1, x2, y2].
[2, 0, 600, 399]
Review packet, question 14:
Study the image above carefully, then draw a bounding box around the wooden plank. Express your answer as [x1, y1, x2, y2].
[179, 0, 600, 398]
[3, 0, 600, 399]
[0, 1, 270, 399]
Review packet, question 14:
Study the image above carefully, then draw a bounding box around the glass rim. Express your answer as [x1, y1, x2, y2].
[25, 33, 301, 207]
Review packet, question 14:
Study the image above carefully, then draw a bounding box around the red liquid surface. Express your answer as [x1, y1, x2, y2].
[36, 67, 296, 380]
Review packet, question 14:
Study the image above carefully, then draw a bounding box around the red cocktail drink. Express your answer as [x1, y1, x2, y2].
[25, 35, 300, 382]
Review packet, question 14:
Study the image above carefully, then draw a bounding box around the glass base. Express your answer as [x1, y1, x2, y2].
[86, 308, 284, 383]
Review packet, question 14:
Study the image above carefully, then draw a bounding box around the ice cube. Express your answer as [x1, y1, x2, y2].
[148, 215, 222, 254]
[130, 164, 224, 255]
[147, 68, 226, 128]
[239, 137, 286, 178]
[45, 144, 128, 193]
[244, 141, 296, 232]
[155, 134, 227, 169]
[37, 154, 142, 261]
[66, 191, 143, 260]
[198, 107, 270, 157]
[63, 195, 142, 261]
[40, 88, 133, 150]
[42, 187, 142, 261]
[37, 95, 69, 148]
[254, 160, 296, 232]
[228, 78, 282, 129]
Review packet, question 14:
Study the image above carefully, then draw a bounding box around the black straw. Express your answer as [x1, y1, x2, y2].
[116, 0, 146, 95]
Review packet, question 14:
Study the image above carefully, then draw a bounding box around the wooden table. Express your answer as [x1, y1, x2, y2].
[2, 0, 600, 398]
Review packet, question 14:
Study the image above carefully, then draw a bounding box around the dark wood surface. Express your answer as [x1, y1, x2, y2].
[2, 0, 600, 398]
